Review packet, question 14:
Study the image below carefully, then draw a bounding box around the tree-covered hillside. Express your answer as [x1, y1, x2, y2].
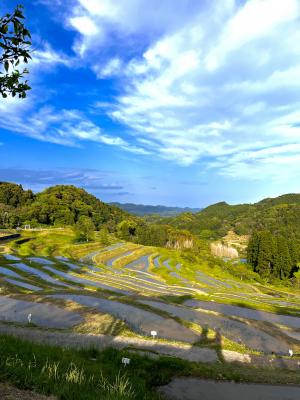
[0, 182, 197, 250]
[163, 194, 300, 281]
[0, 183, 128, 230]
[163, 195, 300, 241]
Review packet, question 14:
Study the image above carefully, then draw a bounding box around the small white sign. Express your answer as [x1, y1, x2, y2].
[289, 349, 294, 357]
[151, 330, 157, 338]
[27, 313, 32, 324]
[122, 357, 130, 366]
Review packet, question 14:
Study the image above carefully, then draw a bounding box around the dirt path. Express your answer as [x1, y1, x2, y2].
[0, 383, 56, 400]
[159, 378, 300, 400]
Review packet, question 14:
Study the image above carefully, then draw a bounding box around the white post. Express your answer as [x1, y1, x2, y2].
[289, 349, 294, 357]
[121, 357, 130, 367]
[151, 330, 157, 339]
[27, 313, 32, 324]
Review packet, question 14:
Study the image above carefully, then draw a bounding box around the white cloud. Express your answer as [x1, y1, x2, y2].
[67, 0, 207, 56]
[205, 0, 300, 71]
[31, 43, 73, 69]
[83, 0, 300, 177]
[9, 0, 300, 181]
[93, 57, 122, 78]
[211, 143, 300, 181]
[0, 104, 149, 155]
[69, 16, 99, 36]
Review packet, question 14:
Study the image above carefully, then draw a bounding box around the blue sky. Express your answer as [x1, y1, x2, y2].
[0, 0, 300, 207]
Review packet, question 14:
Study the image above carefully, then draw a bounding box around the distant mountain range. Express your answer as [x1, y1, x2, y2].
[110, 202, 202, 217]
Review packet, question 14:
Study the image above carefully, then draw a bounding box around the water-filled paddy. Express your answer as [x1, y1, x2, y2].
[0, 266, 24, 279]
[12, 263, 71, 288]
[53, 294, 199, 343]
[0, 296, 83, 328]
[3, 254, 20, 261]
[123, 254, 151, 272]
[5, 278, 42, 291]
[44, 266, 129, 294]
[140, 300, 289, 354]
[185, 299, 300, 329]
[105, 250, 134, 266]
[28, 257, 55, 265]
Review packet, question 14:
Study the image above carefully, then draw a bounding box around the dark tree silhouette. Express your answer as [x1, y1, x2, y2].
[0, 5, 31, 98]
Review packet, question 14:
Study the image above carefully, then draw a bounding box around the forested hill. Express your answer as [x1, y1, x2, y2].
[163, 194, 300, 240]
[110, 202, 201, 216]
[0, 182, 196, 250]
[0, 182, 128, 230]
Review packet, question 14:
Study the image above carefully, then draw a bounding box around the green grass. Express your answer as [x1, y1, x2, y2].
[7, 228, 118, 260]
[0, 335, 162, 399]
[1, 334, 300, 400]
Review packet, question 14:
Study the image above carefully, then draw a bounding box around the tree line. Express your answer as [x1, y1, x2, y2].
[0, 182, 196, 250]
[247, 231, 300, 281]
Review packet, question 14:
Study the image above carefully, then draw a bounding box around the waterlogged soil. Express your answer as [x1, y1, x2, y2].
[28, 257, 55, 265]
[55, 256, 69, 261]
[169, 272, 189, 283]
[61, 261, 80, 270]
[43, 266, 129, 295]
[163, 259, 172, 270]
[0, 296, 83, 328]
[140, 300, 290, 354]
[4, 278, 42, 291]
[80, 243, 124, 262]
[153, 256, 160, 268]
[85, 271, 177, 295]
[105, 250, 134, 266]
[185, 299, 300, 329]
[123, 255, 151, 272]
[159, 378, 300, 400]
[0, 266, 24, 279]
[53, 294, 200, 343]
[126, 270, 163, 285]
[281, 329, 300, 342]
[196, 271, 232, 289]
[3, 254, 21, 261]
[11, 263, 71, 288]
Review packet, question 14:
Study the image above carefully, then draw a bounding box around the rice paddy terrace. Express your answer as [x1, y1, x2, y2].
[1, 232, 300, 369]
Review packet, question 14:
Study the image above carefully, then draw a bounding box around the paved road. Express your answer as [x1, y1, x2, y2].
[160, 378, 300, 400]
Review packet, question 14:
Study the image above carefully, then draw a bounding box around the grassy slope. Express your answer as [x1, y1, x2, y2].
[1, 334, 300, 400]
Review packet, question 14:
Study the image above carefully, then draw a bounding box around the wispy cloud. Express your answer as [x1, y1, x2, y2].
[83, 0, 300, 178]
[0, 104, 149, 155]
[5, 0, 300, 183]
[0, 167, 127, 193]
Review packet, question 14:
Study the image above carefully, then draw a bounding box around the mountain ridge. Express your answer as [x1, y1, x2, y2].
[109, 202, 201, 216]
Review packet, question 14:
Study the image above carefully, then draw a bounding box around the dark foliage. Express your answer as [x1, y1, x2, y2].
[0, 5, 31, 98]
[0, 182, 197, 250]
[0, 183, 128, 231]
[247, 231, 299, 281]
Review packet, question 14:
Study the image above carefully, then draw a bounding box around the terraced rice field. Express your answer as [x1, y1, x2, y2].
[1, 241, 300, 359]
